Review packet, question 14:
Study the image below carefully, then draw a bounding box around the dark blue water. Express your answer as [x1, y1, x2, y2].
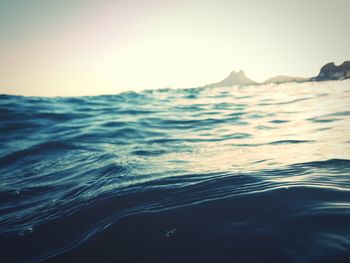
[1, 80, 350, 262]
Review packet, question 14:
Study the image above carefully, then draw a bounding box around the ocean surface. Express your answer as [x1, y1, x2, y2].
[1, 80, 350, 262]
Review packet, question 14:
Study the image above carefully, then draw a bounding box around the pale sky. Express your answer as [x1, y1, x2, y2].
[0, 0, 349, 96]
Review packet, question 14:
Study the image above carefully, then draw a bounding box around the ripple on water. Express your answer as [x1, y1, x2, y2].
[0, 80, 350, 262]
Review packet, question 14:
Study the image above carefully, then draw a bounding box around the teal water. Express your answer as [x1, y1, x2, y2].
[1, 80, 350, 262]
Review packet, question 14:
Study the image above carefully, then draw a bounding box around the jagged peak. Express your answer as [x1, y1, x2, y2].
[229, 70, 245, 76]
[204, 69, 256, 88]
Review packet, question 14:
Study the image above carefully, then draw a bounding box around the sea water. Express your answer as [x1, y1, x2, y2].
[1, 80, 350, 262]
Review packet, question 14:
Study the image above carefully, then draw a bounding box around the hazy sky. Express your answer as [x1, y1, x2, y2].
[0, 0, 349, 96]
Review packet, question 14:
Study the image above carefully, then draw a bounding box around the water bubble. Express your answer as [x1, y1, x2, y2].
[19, 227, 34, 237]
[164, 228, 176, 238]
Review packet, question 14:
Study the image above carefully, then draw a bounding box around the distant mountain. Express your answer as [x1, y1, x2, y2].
[202, 60, 349, 89]
[311, 61, 350, 81]
[264, 75, 308, 84]
[205, 70, 257, 88]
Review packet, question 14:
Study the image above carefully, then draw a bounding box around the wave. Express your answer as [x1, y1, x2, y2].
[0, 80, 350, 262]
